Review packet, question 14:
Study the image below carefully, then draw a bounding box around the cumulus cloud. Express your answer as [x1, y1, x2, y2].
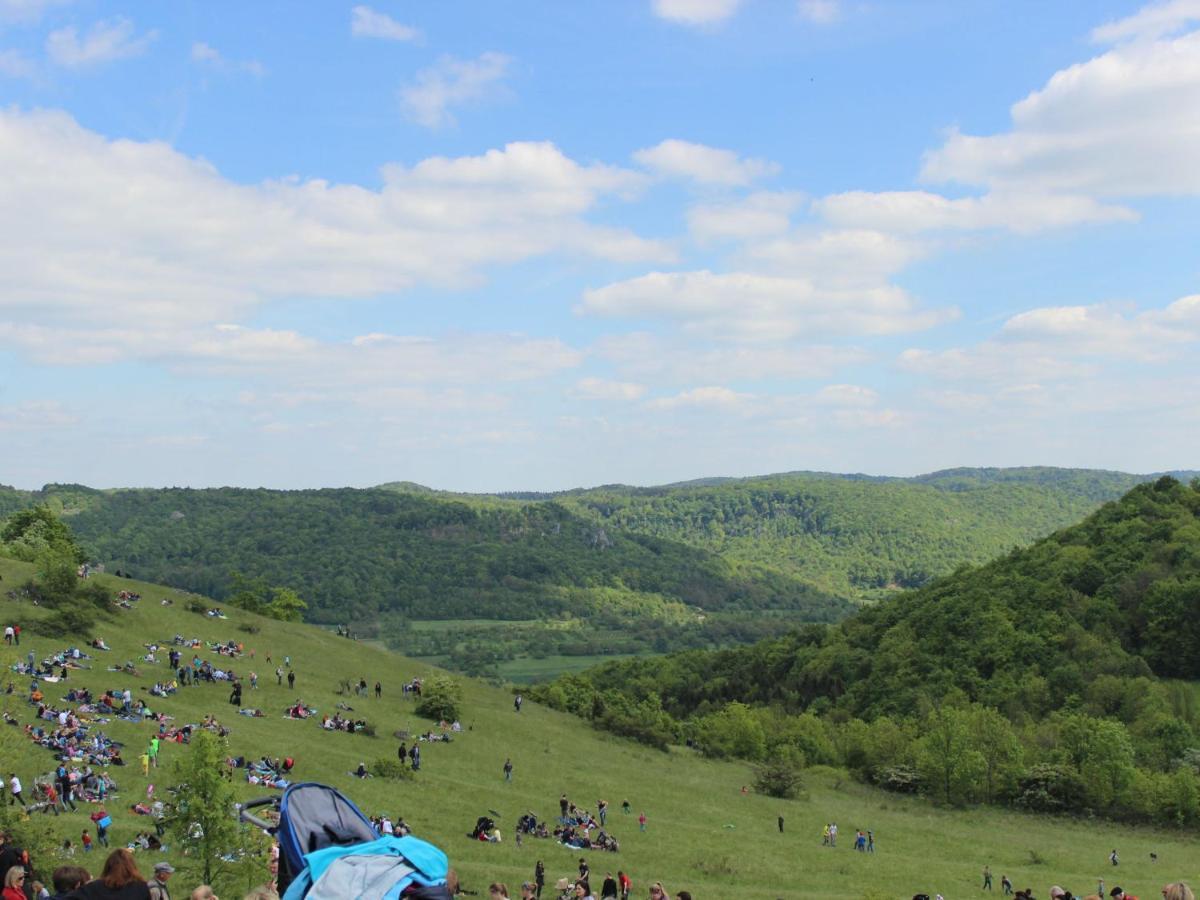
[645, 385, 754, 411]
[688, 191, 803, 241]
[0, 49, 35, 79]
[634, 139, 779, 186]
[1091, 0, 1200, 43]
[0, 110, 667, 345]
[46, 17, 156, 67]
[400, 52, 510, 128]
[580, 269, 954, 341]
[570, 378, 648, 401]
[815, 189, 1136, 235]
[797, 0, 840, 25]
[898, 294, 1200, 383]
[190, 42, 265, 77]
[921, 26, 1200, 197]
[652, 0, 743, 26]
[0, 0, 68, 24]
[350, 5, 420, 41]
[595, 332, 866, 382]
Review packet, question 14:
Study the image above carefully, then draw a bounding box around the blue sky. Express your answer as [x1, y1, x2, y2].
[1, 0, 1197, 490]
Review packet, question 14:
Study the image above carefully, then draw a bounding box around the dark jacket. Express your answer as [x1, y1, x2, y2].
[66, 880, 152, 900]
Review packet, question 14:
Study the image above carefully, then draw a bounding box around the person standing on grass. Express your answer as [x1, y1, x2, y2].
[8, 774, 25, 809]
[1111, 849, 1120, 866]
[503, 758, 513, 782]
[600, 873, 618, 900]
[147, 861, 174, 900]
[778, 815, 784, 834]
[90, 809, 110, 848]
[514, 694, 523, 713]
[534, 861, 544, 899]
[638, 812, 646, 832]
[397, 743, 407, 765]
[12, 625, 19, 647]
[1001, 874, 1013, 895]
[374, 681, 381, 699]
[287, 670, 295, 690]
[617, 871, 630, 900]
[275, 667, 283, 686]
[983, 865, 993, 890]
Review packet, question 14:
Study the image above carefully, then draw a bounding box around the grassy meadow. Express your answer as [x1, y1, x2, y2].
[0, 556, 1196, 899]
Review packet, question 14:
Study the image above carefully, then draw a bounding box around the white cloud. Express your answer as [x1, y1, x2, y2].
[688, 191, 804, 241]
[580, 269, 954, 341]
[921, 26, 1200, 197]
[898, 294, 1200, 383]
[570, 377, 648, 401]
[190, 42, 265, 77]
[0, 399, 78, 431]
[400, 52, 510, 128]
[999, 297, 1200, 360]
[815, 383, 878, 407]
[815, 189, 1136, 235]
[634, 139, 779, 186]
[797, 0, 840, 25]
[46, 17, 156, 67]
[652, 0, 743, 26]
[351, 5, 419, 41]
[1091, 0, 1200, 43]
[0, 48, 35, 79]
[645, 385, 753, 411]
[595, 332, 866, 382]
[0, 0, 68, 24]
[0, 110, 667, 343]
[742, 228, 927, 284]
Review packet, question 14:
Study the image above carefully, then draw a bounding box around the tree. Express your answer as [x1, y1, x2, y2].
[36, 549, 79, 606]
[168, 730, 266, 889]
[968, 706, 1023, 802]
[753, 746, 806, 799]
[2, 505, 85, 563]
[692, 702, 767, 761]
[917, 706, 984, 805]
[415, 674, 463, 721]
[268, 587, 308, 622]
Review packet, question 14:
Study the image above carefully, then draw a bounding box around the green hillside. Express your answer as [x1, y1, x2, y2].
[0, 468, 1191, 680]
[551, 467, 1187, 596]
[0, 554, 1196, 900]
[533, 477, 1200, 825]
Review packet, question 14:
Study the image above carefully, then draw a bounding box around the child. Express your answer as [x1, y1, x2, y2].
[81, 830, 93, 852]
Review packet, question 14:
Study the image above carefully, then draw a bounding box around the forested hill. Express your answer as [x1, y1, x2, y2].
[0, 484, 845, 628]
[516, 466, 1195, 597]
[546, 475, 1200, 723]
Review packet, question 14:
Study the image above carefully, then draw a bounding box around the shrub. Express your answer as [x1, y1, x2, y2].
[186, 599, 208, 614]
[753, 748, 806, 799]
[371, 758, 415, 780]
[239, 623, 261, 635]
[415, 675, 463, 722]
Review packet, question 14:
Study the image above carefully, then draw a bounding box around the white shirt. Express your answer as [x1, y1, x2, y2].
[10, 776, 21, 794]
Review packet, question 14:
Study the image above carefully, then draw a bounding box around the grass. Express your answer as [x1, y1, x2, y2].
[1, 555, 1197, 899]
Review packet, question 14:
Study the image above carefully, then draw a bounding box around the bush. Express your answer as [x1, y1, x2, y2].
[77, 580, 112, 611]
[371, 758, 415, 780]
[415, 675, 463, 722]
[186, 599, 208, 614]
[30, 600, 95, 637]
[239, 623, 261, 635]
[753, 748, 806, 799]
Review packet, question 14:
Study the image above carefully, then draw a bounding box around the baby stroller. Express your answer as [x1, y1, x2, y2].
[240, 781, 451, 899]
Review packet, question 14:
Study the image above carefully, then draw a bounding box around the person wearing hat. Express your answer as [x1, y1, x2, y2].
[1110, 888, 1138, 900]
[147, 862, 174, 900]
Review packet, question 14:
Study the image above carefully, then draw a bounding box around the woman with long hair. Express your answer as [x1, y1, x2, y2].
[1164, 885, 1195, 900]
[71, 849, 151, 899]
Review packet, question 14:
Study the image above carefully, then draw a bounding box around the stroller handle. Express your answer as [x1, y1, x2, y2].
[237, 796, 279, 832]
